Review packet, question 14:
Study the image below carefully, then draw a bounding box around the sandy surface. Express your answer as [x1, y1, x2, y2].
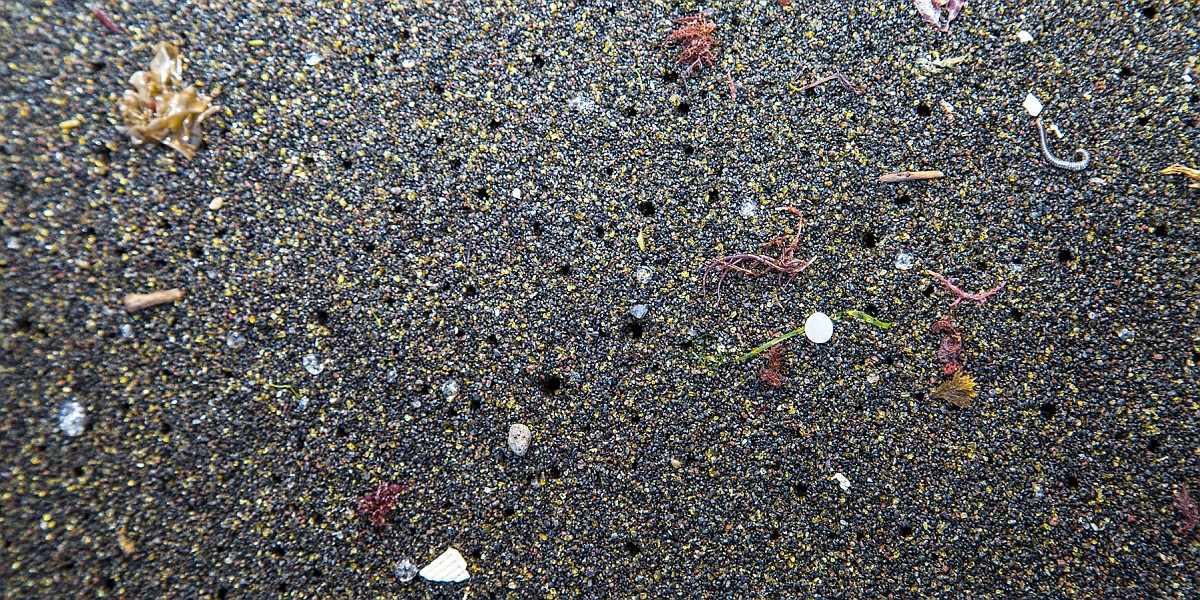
[2, 0, 1198, 598]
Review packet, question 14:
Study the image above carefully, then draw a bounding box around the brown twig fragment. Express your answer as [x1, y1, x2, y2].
[726, 65, 737, 101]
[927, 271, 1004, 308]
[879, 170, 944, 183]
[1160, 164, 1200, 189]
[664, 11, 717, 77]
[702, 207, 816, 304]
[1176, 486, 1200, 536]
[797, 68, 862, 94]
[87, 4, 125, 35]
[122, 289, 184, 312]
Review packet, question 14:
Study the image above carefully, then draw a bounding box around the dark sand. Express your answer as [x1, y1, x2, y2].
[2, 0, 1198, 598]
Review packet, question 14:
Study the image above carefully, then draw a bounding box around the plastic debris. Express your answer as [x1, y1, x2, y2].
[894, 251, 915, 271]
[1017, 30, 1034, 43]
[394, 558, 418, 583]
[508, 423, 532, 456]
[1022, 93, 1044, 117]
[879, 170, 943, 183]
[302, 354, 325, 375]
[804, 312, 834, 344]
[58, 401, 87, 437]
[629, 304, 649, 320]
[304, 52, 323, 66]
[420, 547, 470, 582]
[914, 0, 966, 33]
[738, 198, 759, 218]
[832, 473, 851, 491]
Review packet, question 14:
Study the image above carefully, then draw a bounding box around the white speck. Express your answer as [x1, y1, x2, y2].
[58, 401, 86, 437]
[867, 373, 880, 384]
[302, 354, 325, 375]
[804, 312, 834, 344]
[1088, 177, 1107, 186]
[304, 52, 323, 66]
[939, 99, 955, 114]
[409, 399, 422, 409]
[511, 188, 522, 199]
[634, 266, 654, 284]
[567, 93, 594, 112]
[629, 304, 649, 320]
[1023, 93, 1044, 117]
[832, 472, 851, 492]
[1017, 30, 1034, 43]
[441, 379, 459, 398]
[738, 198, 758, 218]
[394, 558, 418, 583]
[226, 331, 246, 349]
[508, 423, 531, 456]
[6, 237, 20, 250]
[1184, 66, 1193, 83]
[1048, 123, 1064, 139]
[119, 323, 134, 339]
[1088, 311, 1099, 320]
[401, 59, 417, 69]
[1118, 328, 1135, 342]
[894, 251, 915, 271]
[1008, 261, 1024, 273]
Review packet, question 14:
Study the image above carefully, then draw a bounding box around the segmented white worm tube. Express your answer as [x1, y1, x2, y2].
[1035, 118, 1090, 171]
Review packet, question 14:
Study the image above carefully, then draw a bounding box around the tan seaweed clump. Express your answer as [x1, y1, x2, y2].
[932, 371, 977, 408]
[118, 42, 219, 159]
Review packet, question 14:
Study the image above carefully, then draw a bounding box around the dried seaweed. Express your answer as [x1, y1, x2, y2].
[118, 42, 220, 159]
[759, 343, 786, 387]
[914, 0, 965, 33]
[1176, 486, 1200, 536]
[664, 11, 717, 77]
[931, 319, 964, 373]
[931, 371, 976, 408]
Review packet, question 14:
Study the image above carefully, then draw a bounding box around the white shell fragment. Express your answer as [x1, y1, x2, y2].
[508, 423, 531, 456]
[804, 312, 834, 344]
[420, 547, 470, 582]
[1022, 93, 1044, 117]
[832, 473, 851, 492]
[1017, 30, 1034, 43]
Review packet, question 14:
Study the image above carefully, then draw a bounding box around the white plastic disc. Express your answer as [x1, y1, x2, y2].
[805, 312, 834, 344]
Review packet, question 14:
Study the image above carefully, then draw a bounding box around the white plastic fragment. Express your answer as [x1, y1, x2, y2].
[804, 312, 834, 344]
[832, 473, 851, 492]
[1022, 93, 1044, 117]
[420, 547, 470, 582]
[1017, 30, 1034, 43]
[1048, 123, 1063, 139]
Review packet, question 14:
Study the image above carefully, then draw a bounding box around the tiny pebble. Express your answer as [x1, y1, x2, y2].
[1017, 30, 1034, 43]
[629, 304, 648, 320]
[441, 379, 459, 398]
[567, 93, 594, 112]
[208, 197, 224, 210]
[867, 373, 880, 384]
[304, 52, 323, 66]
[226, 331, 246, 349]
[1118, 328, 1135, 342]
[302, 353, 325, 375]
[508, 423, 531, 456]
[401, 59, 417, 69]
[58, 401, 86, 437]
[119, 323, 134, 339]
[511, 188, 522, 199]
[832, 472, 851, 491]
[634, 266, 654, 284]
[894, 251, 915, 271]
[738, 198, 758, 218]
[670, 458, 682, 469]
